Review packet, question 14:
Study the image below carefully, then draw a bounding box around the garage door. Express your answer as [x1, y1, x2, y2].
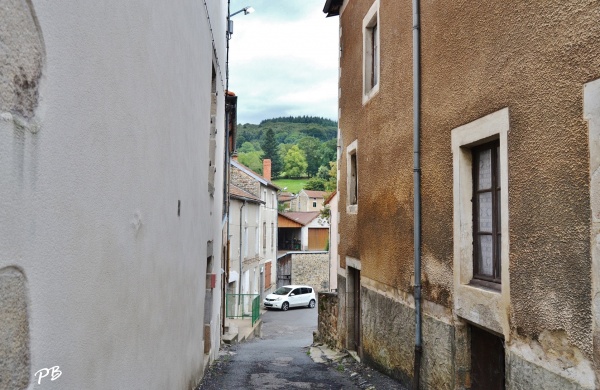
[308, 228, 329, 250]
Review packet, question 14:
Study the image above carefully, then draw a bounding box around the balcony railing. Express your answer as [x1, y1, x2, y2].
[225, 293, 261, 326]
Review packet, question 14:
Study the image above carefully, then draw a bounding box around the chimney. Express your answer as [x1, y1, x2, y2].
[263, 159, 271, 181]
[232, 152, 238, 161]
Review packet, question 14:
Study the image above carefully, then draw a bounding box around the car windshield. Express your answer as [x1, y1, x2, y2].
[273, 287, 292, 295]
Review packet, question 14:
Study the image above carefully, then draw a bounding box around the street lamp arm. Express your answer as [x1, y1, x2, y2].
[230, 6, 254, 18]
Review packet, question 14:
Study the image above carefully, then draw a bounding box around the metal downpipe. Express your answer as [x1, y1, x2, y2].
[412, 0, 422, 388]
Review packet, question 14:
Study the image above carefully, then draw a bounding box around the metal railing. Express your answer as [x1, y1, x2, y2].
[226, 293, 261, 326]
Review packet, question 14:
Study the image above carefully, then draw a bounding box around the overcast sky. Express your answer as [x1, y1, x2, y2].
[227, 0, 339, 124]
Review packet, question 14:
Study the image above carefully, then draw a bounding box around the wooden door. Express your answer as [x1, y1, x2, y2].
[308, 228, 329, 250]
[470, 325, 505, 390]
[277, 255, 292, 288]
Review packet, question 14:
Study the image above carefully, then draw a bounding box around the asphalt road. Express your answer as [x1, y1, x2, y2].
[198, 304, 406, 390]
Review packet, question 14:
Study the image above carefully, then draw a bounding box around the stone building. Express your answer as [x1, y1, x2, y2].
[323, 0, 600, 389]
[295, 189, 329, 212]
[1, 1, 228, 389]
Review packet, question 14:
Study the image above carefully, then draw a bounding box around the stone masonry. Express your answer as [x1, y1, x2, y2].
[291, 252, 329, 292]
[315, 291, 340, 350]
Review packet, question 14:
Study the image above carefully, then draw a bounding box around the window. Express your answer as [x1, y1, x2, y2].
[346, 140, 358, 213]
[313, 200, 317, 208]
[255, 227, 259, 255]
[350, 154, 357, 204]
[271, 223, 274, 249]
[472, 141, 501, 283]
[451, 107, 510, 336]
[264, 262, 272, 288]
[263, 222, 267, 249]
[362, 0, 380, 103]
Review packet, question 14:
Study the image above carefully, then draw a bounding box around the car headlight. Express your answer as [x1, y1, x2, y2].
[274, 297, 282, 301]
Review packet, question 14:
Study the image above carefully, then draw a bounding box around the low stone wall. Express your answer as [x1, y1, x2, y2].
[291, 252, 329, 291]
[315, 291, 340, 349]
[361, 286, 455, 390]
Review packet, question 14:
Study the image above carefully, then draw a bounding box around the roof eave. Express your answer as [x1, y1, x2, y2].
[322, 0, 343, 17]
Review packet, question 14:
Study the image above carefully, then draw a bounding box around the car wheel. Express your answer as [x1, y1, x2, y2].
[308, 299, 316, 309]
[282, 302, 289, 311]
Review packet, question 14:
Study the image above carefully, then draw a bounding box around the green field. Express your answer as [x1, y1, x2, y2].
[272, 178, 307, 193]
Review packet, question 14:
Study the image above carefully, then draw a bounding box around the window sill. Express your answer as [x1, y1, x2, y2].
[468, 279, 501, 293]
[362, 83, 380, 105]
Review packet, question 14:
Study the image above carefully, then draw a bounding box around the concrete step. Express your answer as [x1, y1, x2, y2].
[222, 332, 238, 345]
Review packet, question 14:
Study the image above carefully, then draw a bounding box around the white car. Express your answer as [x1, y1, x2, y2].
[263, 285, 316, 311]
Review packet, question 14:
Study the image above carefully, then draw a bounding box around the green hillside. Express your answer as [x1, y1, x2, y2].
[235, 116, 337, 191]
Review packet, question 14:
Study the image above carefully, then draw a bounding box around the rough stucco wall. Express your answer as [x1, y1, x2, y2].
[1, 1, 227, 388]
[0, 0, 44, 119]
[421, 0, 600, 355]
[338, 0, 600, 359]
[0, 267, 29, 390]
[338, 0, 423, 300]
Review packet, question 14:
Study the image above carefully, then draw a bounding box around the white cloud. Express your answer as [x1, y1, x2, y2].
[228, 0, 339, 124]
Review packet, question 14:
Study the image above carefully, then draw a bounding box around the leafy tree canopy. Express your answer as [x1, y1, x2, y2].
[297, 136, 322, 177]
[236, 116, 337, 179]
[238, 141, 257, 153]
[304, 177, 327, 191]
[261, 128, 282, 177]
[237, 151, 263, 175]
[283, 145, 307, 178]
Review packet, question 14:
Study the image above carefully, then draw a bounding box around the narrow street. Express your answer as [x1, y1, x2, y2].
[198, 305, 406, 390]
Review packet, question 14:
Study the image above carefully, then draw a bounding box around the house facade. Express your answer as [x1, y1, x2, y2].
[278, 211, 330, 252]
[229, 159, 279, 302]
[1, 1, 227, 389]
[296, 189, 328, 212]
[325, 0, 600, 389]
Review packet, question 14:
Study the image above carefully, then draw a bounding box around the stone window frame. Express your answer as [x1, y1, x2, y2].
[362, 0, 380, 105]
[584, 78, 600, 368]
[451, 107, 510, 336]
[346, 140, 358, 214]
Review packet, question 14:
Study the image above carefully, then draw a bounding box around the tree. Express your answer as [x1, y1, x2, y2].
[238, 141, 257, 153]
[297, 136, 322, 177]
[261, 128, 282, 178]
[283, 145, 307, 178]
[325, 161, 337, 192]
[319, 138, 337, 167]
[278, 144, 293, 163]
[304, 177, 326, 191]
[238, 150, 263, 174]
[316, 164, 331, 180]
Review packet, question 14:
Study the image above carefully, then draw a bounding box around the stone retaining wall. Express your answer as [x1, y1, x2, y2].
[291, 252, 329, 291]
[315, 291, 340, 350]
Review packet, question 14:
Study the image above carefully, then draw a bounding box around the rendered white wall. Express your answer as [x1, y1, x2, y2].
[0, 1, 227, 389]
